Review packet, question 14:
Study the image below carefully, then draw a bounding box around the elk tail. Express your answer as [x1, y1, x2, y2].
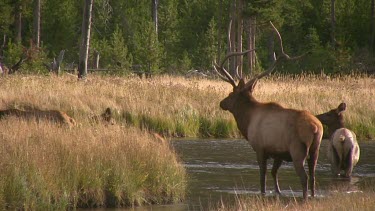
[339, 135, 346, 142]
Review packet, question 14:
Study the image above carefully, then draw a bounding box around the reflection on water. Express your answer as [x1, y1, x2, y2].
[168, 139, 375, 210]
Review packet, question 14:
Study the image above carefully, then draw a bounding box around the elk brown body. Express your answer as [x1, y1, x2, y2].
[0, 108, 76, 127]
[316, 103, 360, 177]
[214, 21, 323, 200]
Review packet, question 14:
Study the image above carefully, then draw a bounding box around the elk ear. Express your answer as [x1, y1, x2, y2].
[338, 103, 346, 111]
[336, 102, 346, 114]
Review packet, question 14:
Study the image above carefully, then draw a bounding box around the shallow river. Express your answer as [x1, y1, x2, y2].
[133, 139, 375, 211]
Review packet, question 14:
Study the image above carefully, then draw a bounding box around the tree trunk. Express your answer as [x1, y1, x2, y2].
[0, 35, 5, 59]
[151, 0, 158, 34]
[247, 16, 256, 76]
[229, 0, 236, 76]
[216, 0, 222, 63]
[15, 4, 22, 43]
[371, 0, 375, 53]
[330, 0, 336, 49]
[78, 0, 94, 80]
[236, 0, 243, 78]
[33, 0, 41, 48]
[93, 50, 100, 69]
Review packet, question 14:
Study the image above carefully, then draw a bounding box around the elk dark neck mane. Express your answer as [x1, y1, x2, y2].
[229, 93, 254, 139]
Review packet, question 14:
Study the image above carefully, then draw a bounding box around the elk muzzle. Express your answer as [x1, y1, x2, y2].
[220, 99, 230, 111]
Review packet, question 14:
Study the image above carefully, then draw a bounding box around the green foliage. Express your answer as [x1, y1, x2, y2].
[159, 0, 180, 71]
[288, 27, 336, 73]
[3, 40, 23, 66]
[42, 0, 81, 61]
[0, 0, 13, 35]
[91, 27, 132, 74]
[178, 51, 192, 73]
[0, 0, 374, 75]
[132, 21, 163, 75]
[201, 17, 218, 69]
[23, 49, 50, 75]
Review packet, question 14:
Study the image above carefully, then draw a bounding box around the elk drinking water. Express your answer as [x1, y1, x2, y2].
[316, 103, 360, 177]
[214, 22, 323, 200]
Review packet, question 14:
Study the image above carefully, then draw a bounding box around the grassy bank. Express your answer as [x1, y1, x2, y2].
[214, 177, 375, 210]
[1, 74, 374, 140]
[0, 118, 186, 209]
[214, 191, 375, 211]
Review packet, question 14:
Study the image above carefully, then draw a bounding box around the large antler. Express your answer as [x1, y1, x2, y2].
[213, 19, 256, 87]
[214, 50, 256, 87]
[245, 21, 308, 87]
[214, 21, 307, 88]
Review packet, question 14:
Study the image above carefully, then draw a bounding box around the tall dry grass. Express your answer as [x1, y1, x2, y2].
[0, 118, 186, 209]
[215, 173, 375, 210]
[1, 73, 374, 139]
[214, 191, 375, 211]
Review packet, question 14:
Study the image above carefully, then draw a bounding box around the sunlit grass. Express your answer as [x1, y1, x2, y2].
[214, 176, 375, 211]
[214, 191, 375, 211]
[1, 73, 374, 139]
[0, 118, 186, 209]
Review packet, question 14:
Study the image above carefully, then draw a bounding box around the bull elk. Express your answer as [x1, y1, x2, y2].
[214, 22, 323, 200]
[316, 103, 360, 177]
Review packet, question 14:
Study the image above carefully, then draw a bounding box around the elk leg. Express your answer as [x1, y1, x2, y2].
[331, 145, 341, 176]
[293, 159, 308, 200]
[271, 159, 283, 194]
[291, 145, 308, 200]
[257, 153, 267, 195]
[343, 148, 354, 178]
[307, 150, 318, 197]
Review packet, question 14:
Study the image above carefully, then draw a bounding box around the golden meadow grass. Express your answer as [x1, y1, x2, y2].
[213, 191, 375, 211]
[214, 175, 375, 211]
[1, 73, 374, 139]
[0, 74, 374, 209]
[0, 118, 186, 209]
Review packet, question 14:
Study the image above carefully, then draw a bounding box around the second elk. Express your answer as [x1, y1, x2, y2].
[316, 103, 360, 178]
[214, 22, 323, 200]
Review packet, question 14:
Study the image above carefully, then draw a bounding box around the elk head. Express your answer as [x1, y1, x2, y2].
[316, 102, 346, 136]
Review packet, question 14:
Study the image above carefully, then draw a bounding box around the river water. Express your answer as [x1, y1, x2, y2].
[132, 139, 375, 211]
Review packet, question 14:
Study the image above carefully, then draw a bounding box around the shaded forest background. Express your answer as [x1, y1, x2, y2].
[0, 0, 374, 76]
